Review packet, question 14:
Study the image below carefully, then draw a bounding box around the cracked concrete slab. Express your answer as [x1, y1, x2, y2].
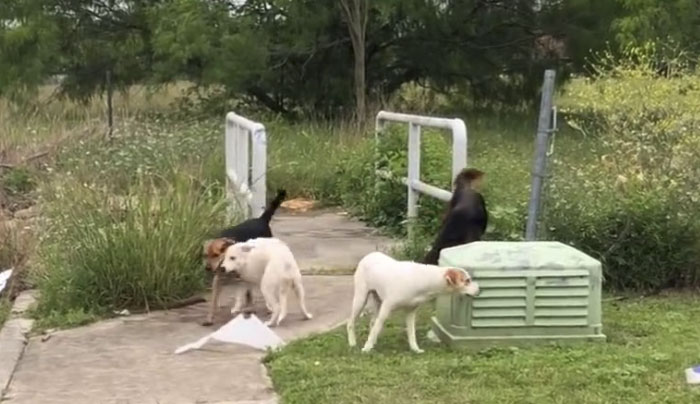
[3, 276, 353, 404]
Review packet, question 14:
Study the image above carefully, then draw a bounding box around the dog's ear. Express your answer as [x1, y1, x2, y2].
[444, 268, 464, 286]
[239, 243, 255, 253]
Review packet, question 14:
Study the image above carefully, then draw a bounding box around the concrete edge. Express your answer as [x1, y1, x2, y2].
[0, 290, 36, 399]
[259, 312, 349, 403]
[300, 268, 354, 276]
[258, 362, 280, 404]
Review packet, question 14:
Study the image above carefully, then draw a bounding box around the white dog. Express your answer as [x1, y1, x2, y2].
[347, 251, 479, 353]
[219, 238, 313, 327]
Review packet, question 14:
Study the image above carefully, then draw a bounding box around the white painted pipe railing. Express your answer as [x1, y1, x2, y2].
[225, 112, 267, 218]
[375, 111, 468, 231]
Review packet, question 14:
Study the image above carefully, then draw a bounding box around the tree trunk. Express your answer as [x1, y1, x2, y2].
[106, 69, 114, 140]
[339, 0, 368, 128]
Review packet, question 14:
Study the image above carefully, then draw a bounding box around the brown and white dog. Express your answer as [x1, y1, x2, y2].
[347, 252, 479, 353]
[202, 238, 258, 325]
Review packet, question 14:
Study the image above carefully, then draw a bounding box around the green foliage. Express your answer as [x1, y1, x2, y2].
[0, 0, 60, 99]
[265, 120, 367, 201]
[551, 46, 700, 291]
[149, 0, 266, 96]
[34, 172, 229, 318]
[613, 0, 700, 55]
[266, 294, 700, 404]
[331, 114, 537, 259]
[1, 166, 35, 195]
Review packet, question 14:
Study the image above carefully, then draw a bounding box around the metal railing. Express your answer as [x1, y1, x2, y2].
[375, 111, 468, 232]
[225, 112, 267, 218]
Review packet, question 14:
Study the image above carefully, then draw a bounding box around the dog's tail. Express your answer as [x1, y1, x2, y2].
[259, 189, 287, 223]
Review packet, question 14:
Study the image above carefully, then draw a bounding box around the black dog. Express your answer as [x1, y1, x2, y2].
[423, 169, 488, 265]
[202, 189, 287, 325]
[217, 188, 287, 241]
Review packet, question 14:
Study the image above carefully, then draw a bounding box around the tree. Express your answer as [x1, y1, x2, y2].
[339, 0, 368, 126]
[0, 0, 60, 99]
[613, 0, 700, 56]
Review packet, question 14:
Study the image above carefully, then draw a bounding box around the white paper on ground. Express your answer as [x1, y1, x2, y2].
[0, 268, 12, 294]
[174, 314, 285, 354]
[686, 365, 700, 384]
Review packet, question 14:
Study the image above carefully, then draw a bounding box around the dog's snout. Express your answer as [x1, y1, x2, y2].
[464, 280, 480, 297]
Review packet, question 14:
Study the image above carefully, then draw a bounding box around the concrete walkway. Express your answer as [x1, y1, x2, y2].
[272, 209, 395, 273]
[4, 277, 353, 404]
[2, 211, 392, 403]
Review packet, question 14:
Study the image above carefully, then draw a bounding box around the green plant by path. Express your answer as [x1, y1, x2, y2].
[266, 294, 700, 404]
[551, 45, 700, 291]
[33, 170, 229, 327]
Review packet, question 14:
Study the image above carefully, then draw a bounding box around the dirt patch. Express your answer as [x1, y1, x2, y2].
[280, 198, 317, 213]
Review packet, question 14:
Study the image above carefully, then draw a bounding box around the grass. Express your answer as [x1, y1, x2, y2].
[32, 171, 229, 327]
[265, 294, 700, 404]
[0, 298, 10, 326]
[0, 83, 190, 163]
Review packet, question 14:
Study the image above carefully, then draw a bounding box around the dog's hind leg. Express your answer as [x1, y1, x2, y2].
[365, 291, 382, 329]
[347, 282, 370, 347]
[361, 302, 392, 353]
[275, 282, 291, 326]
[292, 277, 313, 320]
[261, 280, 280, 327]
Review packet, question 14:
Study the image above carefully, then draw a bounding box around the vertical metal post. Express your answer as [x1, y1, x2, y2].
[407, 122, 421, 238]
[525, 69, 556, 240]
[238, 126, 251, 218]
[224, 119, 234, 221]
[451, 118, 468, 181]
[250, 129, 267, 218]
[374, 116, 386, 195]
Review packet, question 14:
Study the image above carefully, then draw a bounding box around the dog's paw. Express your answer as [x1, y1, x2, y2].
[361, 345, 374, 353]
[411, 347, 425, 354]
[304, 313, 313, 320]
[230, 308, 241, 315]
[201, 320, 214, 327]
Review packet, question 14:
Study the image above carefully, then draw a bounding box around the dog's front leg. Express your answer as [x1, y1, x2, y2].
[230, 283, 248, 315]
[405, 308, 424, 353]
[203, 273, 221, 326]
[361, 303, 392, 353]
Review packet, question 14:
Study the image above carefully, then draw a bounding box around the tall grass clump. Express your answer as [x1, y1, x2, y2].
[34, 171, 228, 321]
[550, 45, 700, 291]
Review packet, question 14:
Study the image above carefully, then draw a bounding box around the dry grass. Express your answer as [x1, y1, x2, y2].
[0, 82, 191, 165]
[1, 82, 193, 314]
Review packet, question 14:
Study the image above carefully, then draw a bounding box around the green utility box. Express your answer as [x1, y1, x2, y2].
[432, 241, 606, 348]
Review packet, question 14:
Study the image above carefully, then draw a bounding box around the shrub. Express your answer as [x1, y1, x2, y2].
[334, 121, 534, 260]
[334, 125, 452, 236]
[550, 45, 700, 291]
[34, 170, 229, 320]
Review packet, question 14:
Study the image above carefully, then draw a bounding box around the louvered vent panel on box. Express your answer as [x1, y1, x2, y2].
[533, 274, 590, 327]
[472, 277, 527, 328]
